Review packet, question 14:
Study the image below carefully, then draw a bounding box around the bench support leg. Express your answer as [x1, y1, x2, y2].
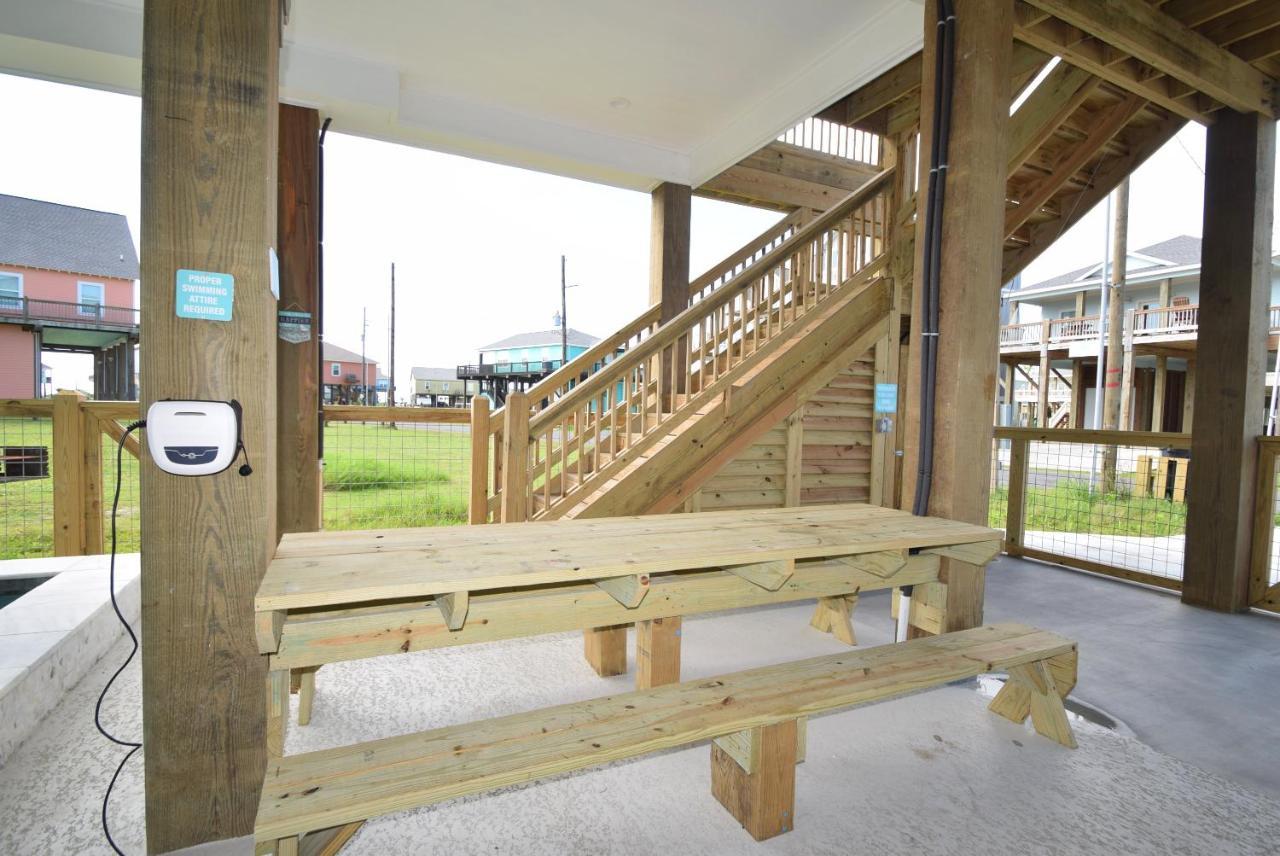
[809, 594, 858, 645]
[988, 656, 1077, 749]
[267, 669, 289, 758]
[583, 625, 628, 677]
[711, 719, 797, 841]
[276, 836, 298, 856]
[297, 666, 319, 726]
[636, 615, 681, 689]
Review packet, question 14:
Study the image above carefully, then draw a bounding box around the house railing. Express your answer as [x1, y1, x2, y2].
[1002, 304, 1280, 351]
[0, 296, 139, 329]
[477, 169, 894, 522]
[776, 116, 882, 166]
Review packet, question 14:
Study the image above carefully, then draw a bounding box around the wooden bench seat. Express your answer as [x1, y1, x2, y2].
[256, 623, 1077, 852]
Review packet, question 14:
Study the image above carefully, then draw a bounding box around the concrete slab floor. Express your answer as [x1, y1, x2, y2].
[0, 560, 1276, 855]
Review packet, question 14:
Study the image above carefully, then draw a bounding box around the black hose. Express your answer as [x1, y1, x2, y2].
[913, 0, 956, 516]
[317, 116, 332, 458]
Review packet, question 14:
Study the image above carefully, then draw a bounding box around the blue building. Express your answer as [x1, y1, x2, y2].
[459, 328, 599, 404]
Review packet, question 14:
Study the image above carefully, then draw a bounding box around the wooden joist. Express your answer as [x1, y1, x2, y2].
[1021, 0, 1275, 119]
[255, 624, 1078, 845]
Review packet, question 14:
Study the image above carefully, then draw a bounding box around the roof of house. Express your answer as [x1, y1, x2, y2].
[479, 328, 599, 352]
[410, 367, 460, 382]
[323, 342, 376, 365]
[1018, 235, 1205, 293]
[0, 194, 139, 280]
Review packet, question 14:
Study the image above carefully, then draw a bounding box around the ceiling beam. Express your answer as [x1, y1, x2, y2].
[1022, 0, 1275, 118]
[1014, 10, 1211, 123]
[1005, 93, 1145, 238]
[1003, 112, 1188, 281]
[817, 55, 921, 132]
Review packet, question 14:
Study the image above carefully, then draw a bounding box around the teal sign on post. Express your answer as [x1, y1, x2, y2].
[175, 269, 234, 321]
[874, 382, 898, 413]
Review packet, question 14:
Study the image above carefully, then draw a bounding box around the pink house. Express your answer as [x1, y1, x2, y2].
[322, 342, 380, 404]
[0, 194, 139, 399]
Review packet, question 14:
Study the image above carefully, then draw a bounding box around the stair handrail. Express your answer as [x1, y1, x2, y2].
[528, 167, 894, 434]
[492, 208, 810, 431]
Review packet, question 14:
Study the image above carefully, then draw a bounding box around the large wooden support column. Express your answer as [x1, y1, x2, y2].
[277, 104, 322, 535]
[901, 0, 1012, 633]
[139, 2, 279, 851]
[1183, 111, 1275, 613]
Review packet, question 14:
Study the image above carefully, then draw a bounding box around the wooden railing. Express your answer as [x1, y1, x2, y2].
[1130, 304, 1199, 336]
[776, 116, 882, 166]
[0, 393, 141, 558]
[480, 169, 894, 522]
[1047, 315, 1099, 341]
[1003, 304, 1280, 351]
[506, 208, 811, 424]
[0, 296, 139, 331]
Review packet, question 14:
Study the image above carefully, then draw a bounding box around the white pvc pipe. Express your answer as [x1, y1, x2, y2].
[895, 588, 912, 642]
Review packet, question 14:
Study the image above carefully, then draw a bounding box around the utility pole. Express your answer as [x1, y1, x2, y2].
[561, 254, 568, 364]
[360, 305, 368, 405]
[389, 262, 396, 408]
[1101, 177, 1129, 493]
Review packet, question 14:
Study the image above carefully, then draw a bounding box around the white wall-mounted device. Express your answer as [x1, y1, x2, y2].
[145, 400, 248, 476]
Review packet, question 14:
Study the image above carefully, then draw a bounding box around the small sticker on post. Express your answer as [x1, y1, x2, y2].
[175, 269, 234, 321]
[874, 382, 898, 413]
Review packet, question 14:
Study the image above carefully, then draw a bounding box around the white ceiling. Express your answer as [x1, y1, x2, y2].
[0, 0, 922, 189]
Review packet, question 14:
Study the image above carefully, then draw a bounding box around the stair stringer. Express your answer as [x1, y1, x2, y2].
[565, 275, 891, 520]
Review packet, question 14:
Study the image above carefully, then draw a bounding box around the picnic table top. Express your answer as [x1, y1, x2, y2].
[256, 504, 1000, 612]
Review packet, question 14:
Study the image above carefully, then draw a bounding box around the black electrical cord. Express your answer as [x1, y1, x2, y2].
[95, 419, 145, 856]
[912, 0, 956, 517]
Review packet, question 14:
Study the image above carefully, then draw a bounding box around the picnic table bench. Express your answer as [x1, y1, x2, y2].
[254, 504, 1057, 854]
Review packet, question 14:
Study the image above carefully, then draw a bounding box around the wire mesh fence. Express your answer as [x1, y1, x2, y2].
[322, 410, 472, 530]
[101, 420, 142, 554]
[0, 413, 55, 559]
[990, 429, 1190, 587]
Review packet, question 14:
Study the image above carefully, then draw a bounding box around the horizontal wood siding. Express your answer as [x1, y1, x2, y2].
[696, 355, 874, 511]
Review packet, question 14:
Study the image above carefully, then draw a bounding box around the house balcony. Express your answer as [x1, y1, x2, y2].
[0, 296, 139, 349]
[457, 360, 564, 381]
[1000, 304, 1280, 356]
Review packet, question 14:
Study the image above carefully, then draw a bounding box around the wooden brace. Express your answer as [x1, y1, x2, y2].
[809, 593, 858, 645]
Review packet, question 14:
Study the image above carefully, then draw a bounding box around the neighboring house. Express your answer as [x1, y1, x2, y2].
[458, 328, 599, 404]
[0, 194, 139, 399]
[999, 235, 1280, 431]
[322, 341, 379, 405]
[410, 367, 478, 408]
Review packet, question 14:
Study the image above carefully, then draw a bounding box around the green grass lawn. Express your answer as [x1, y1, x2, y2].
[321, 422, 471, 530]
[989, 481, 1187, 537]
[0, 418, 472, 559]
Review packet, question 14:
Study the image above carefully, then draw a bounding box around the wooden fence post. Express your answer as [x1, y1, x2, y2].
[52, 390, 87, 556]
[1003, 437, 1028, 557]
[500, 392, 528, 523]
[469, 396, 490, 524]
[82, 410, 104, 555]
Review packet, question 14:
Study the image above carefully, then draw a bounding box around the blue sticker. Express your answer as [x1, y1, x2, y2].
[874, 382, 898, 413]
[176, 269, 234, 321]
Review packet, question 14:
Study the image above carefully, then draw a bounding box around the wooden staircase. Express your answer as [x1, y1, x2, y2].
[487, 168, 896, 523]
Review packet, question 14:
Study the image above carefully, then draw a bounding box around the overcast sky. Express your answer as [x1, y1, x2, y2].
[1, 72, 1275, 395]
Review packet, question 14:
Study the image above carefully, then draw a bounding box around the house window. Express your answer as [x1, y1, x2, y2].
[331, 362, 341, 377]
[0, 272, 22, 311]
[78, 282, 105, 317]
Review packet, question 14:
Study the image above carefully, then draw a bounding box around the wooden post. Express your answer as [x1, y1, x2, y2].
[1036, 324, 1050, 426]
[469, 395, 490, 524]
[1182, 358, 1196, 431]
[711, 719, 798, 841]
[1152, 355, 1167, 432]
[276, 104, 322, 535]
[139, 1, 279, 849]
[52, 390, 87, 556]
[1004, 437, 1027, 556]
[635, 615, 681, 689]
[784, 413, 803, 507]
[651, 182, 691, 399]
[82, 409, 104, 555]
[499, 392, 528, 523]
[1183, 110, 1275, 613]
[1119, 311, 1136, 431]
[1069, 359, 1085, 429]
[900, 0, 1013, 633]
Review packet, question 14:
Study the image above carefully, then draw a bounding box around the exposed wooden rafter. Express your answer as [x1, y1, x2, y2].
[816, 55, 921, 134]
[1007, 62, 1100, 174]
[696, 141, 881, 212]
[1019, 0, 1276, 120]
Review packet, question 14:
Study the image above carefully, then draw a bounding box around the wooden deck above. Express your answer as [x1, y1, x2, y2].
[260, 504, 999, 611]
